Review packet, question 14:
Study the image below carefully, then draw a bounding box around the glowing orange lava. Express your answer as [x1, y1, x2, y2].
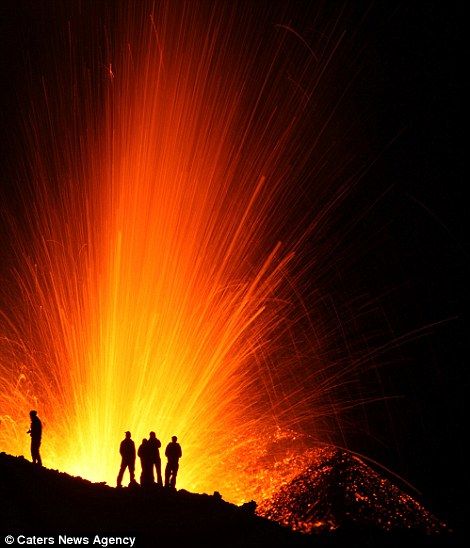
[0, 2, 354, 502]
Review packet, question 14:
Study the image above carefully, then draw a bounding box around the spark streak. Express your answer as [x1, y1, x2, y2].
[1, 1, 369, 502]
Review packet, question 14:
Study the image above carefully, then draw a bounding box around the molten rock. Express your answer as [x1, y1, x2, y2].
[258, 446, 447, 537]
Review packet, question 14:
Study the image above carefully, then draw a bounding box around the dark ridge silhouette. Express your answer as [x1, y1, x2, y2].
[0, 450, 459, 546]
[0, 452, 307, 547]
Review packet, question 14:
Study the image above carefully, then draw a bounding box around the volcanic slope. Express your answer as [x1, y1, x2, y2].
[0, 451, 306, 547]
[0, 450, 457, 547]
[258, 446, 454, 545]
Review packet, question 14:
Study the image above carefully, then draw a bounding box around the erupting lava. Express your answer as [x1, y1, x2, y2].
[1, 2, 362, 502]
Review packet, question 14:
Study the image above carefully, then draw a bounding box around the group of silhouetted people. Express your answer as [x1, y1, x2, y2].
[26, 410, 182, 490]
[118, 431, 182, 489]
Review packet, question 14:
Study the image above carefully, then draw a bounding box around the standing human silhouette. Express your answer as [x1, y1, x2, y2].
[117, 431, 136, 487]
[164, 435, 182, 489]
[138, 438, 154, 486]
[148, 431, 163, 486]
[27, 410, 42, 466]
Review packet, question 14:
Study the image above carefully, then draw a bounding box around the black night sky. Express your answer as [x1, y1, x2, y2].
[0, 0, 467, 535]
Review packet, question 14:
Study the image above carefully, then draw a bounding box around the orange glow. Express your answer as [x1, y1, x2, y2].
[0, 2, 349, 502]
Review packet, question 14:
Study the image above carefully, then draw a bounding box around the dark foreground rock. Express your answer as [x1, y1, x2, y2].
[0, 451, 461, 546]
[0, 452, 306, 547]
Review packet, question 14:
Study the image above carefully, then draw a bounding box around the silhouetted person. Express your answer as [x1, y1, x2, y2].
[148, 431, 163, 486]
[165, 435, 182, 488]
[138, 438, 154, 486]
[117, 431, 136, 487]
[27, 410, 42, 466]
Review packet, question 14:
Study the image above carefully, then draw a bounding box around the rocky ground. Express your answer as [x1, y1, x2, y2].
[0, 451, 459, 546]
[259, 446, 456, 546]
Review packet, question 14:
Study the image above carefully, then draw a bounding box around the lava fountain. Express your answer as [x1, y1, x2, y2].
[1, 2, 364, 502]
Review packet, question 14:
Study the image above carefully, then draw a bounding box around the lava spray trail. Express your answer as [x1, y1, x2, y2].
[1, 2, 367, 501]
